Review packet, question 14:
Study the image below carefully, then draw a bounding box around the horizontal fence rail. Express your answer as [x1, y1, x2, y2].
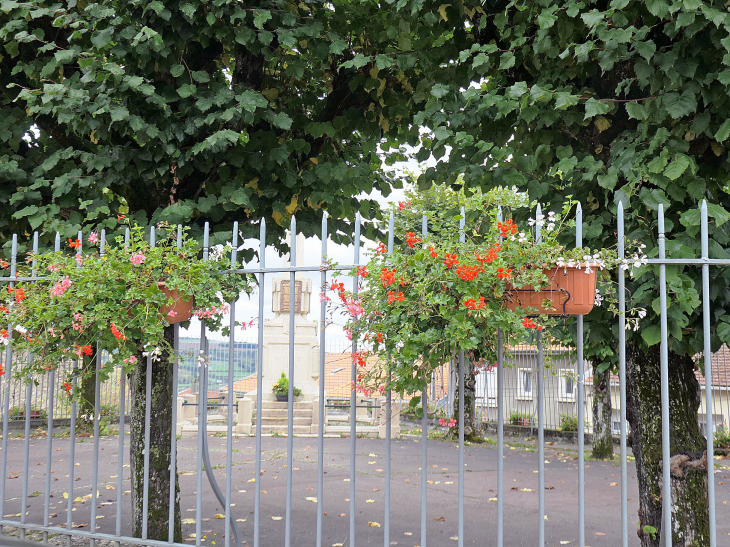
[0, 202, 726, 547]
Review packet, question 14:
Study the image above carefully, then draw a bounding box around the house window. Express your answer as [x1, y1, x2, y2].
[698, 413, 725, 434]
[611, 410, 632, 436]
[475, 370, 498, 407]
[559, 369, 577, 402]
[517, 368, 532, 400]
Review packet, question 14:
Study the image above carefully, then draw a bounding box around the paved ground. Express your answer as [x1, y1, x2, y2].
[2, 431, 730, 546]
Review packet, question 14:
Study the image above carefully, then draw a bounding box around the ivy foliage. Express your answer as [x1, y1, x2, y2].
[0, 0, 421, 253]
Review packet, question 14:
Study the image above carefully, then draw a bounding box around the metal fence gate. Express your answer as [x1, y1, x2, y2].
[0, 201, 725, 547]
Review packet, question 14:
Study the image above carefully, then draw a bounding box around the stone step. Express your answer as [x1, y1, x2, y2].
[260, 425, 312, 435]
[260, 408, 312, 419]
[260, 401, 312, 410]
[260, 417, 312, 426]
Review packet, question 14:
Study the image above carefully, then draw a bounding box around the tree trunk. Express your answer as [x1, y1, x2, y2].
[591, 361, 614, 459]
[453, 355, 479, 441]
[130, 325, 182, 541]
[77, 350, 97, 434]
[625, 343, 709, 546]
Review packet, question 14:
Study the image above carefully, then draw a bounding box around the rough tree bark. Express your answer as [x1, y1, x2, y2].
[453, 355, 478, 442]
[591, 359, 614, 460]
[626, 343, 709, 546]
[130, 324, 182, 541]
[77, 350, 97, 434]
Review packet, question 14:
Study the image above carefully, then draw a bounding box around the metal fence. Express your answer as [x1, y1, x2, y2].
[0, 202, 724, 547]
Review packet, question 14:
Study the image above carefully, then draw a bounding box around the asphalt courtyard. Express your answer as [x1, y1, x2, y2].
[2, 432, 730, 546]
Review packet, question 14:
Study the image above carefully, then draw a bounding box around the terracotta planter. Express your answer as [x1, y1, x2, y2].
[158, 282, 193, 323]
[505, 265, 597, 316]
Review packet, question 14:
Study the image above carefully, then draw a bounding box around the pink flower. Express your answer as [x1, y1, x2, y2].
[319, 292, 330, 303]
[88, 232, 99, 244]
[50, 276, 73, 297]
[130, 253, 145, 265]
[345, 329, 352, 341]
[345, 298, 364, 318]
[123, 355, 137, 365]
[167, 310, 178, 318]
[74, 254, 83, 266]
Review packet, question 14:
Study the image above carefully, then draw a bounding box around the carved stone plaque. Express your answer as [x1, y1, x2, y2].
[279, 280, 302, 313]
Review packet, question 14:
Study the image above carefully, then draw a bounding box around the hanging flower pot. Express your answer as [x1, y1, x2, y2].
[158, 282, 193, 324]
[504, 265, 597, 315]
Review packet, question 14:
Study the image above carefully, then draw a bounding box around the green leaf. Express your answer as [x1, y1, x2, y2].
[253, 9, 272, 29]
[584, 98, 611, 120]
[641, 325, 661, 346]
[238, 90, 267, 112]
[581, 11, 605, 28]
[177, 84, 196, 98]
[717, 68, 730, 86]
[499, 52, 515, 70]
[625, 101, 649, 120]
[706, 203, 730, 227]
[148, 1, 164, 14]
[663, 155, 690, 180]
[714, 119, 730, 143]
[191, 70, 210, 83]
[54, 49, 75, 64]
[271, 112, 293, 130]
[507, 82, 528, 99]
[91, 27, 114, 49]
[634, 40, 656, 61]
[109, 106, 129, 122]
[663, 91, 697, 119]
[645, 0, 670, 17]
[430, 84, 450, 99]
[554, 92, 579, 110]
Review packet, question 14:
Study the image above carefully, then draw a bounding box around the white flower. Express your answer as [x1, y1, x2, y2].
[528, 218, 536, 227]
[638, 309, 647, 319]
[15, 324, 27, 334]
[547, 211, 556, 219]
[584, 265, 593, 274]
[556, 257, 565, 267]
[546, 222, 555, 231]
[518, 232, 528, 243]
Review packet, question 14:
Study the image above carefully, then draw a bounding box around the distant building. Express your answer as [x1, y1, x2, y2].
[177, 337, 257, 392]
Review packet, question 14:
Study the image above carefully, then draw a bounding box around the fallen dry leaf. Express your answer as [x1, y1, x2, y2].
[545, 485, 554, 490]
[105, 485, 115, 490]
[434, 516, 446, 522]
[215, 514, 225, 519]
[368, 522, 381, 527]
[366, 499, 374, 503]
[305, 497, 317, 503]
[271, 516, 283, 521]
[182, 519, 195, 524]
[609, 482, 618, 487]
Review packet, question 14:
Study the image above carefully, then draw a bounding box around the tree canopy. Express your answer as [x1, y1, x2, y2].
[0, 0, 418, 252]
